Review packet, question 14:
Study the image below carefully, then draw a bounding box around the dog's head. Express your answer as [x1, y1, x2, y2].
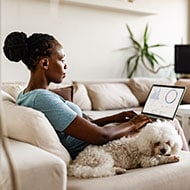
[136, 120, 183, 156]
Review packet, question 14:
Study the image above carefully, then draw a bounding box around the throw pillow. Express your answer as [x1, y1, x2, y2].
[86, 83, 139, 110]
[49, 86, 73, 102]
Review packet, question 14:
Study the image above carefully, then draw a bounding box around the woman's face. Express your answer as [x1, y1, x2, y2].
[46, 41, 67, 83]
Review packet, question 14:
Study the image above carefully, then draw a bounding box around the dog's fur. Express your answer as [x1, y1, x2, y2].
[68, 120, 182, 178]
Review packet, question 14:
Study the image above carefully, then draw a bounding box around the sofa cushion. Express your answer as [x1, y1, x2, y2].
[2, 82, 74, 102]
[1, 89, 16, 102]
[1, 90, 71, 165]
[2, 82, 26, 99]
[1, 138, 67, 190]
[49, 86, 73, 102]
[72, 82, 92, 110]
[48, 81, 74, 101]
[175, 79, 190, 103]
[127, 77, 176, 104]
[67, 151, 190, 190]
[85, 83, 139, 110]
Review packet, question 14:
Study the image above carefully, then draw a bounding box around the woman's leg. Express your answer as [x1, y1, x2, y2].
[170, 118, 189, 151]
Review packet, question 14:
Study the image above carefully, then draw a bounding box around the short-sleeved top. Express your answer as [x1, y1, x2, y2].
[16, 89, 89, 159]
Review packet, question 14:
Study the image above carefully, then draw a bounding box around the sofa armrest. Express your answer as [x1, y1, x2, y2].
[0, 138, 67, 190]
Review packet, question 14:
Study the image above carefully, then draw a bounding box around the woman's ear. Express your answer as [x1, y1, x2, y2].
[40, 58, 49, 70]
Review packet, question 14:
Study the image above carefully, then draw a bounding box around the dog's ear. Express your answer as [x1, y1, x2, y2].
[136, 128, 154, 156]
[171, 141, 182, 154]
[168, 125, 183, 154]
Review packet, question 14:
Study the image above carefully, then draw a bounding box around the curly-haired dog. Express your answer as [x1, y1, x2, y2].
[68, 120, 182, 178]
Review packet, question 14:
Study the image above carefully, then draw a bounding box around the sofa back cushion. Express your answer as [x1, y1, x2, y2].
[2, 82, 26, 99]
[127, 77, 176, 104]
[85, 83, 139, 110]
[2, 82, 74, 102]
[175, 79, 190, 103]
[72, 82, 92, 110]
[1, 90, 71, 164]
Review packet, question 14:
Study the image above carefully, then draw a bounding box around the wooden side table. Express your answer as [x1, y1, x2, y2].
[176, 104, 190, 145]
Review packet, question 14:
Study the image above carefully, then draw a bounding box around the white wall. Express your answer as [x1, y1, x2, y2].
[1, 0, 188, 82]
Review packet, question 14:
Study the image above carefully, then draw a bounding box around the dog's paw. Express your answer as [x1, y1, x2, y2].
[168, 155, 180, 162]
[142, 157, 159, 167]
[157, 155, 180, 164]
[114, 167, 127, 175]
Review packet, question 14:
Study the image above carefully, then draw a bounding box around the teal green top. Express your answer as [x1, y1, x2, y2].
[17, 89, 89, 159]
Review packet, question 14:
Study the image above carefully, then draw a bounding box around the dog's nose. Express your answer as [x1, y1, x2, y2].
[160, 148, 166, 155]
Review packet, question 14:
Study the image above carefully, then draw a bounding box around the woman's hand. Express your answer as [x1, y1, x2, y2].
[113, 111, 138, 123]
[91, 110, 137, 126]
[129, 114, 152, 131]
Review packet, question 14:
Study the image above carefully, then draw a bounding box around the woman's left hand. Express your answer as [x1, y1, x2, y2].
[91, 110, 138, 126]
[113, 111, 138, 123]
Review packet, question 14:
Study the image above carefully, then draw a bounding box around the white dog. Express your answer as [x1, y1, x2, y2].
[68, 120, 182, 178]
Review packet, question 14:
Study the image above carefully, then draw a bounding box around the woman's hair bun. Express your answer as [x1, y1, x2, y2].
[3, 32, 28, 62]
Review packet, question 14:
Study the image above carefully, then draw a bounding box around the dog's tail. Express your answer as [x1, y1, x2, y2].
[67, 147, 115, 178]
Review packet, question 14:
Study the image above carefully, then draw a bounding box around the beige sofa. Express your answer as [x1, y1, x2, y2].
[1, 77, 190, 190]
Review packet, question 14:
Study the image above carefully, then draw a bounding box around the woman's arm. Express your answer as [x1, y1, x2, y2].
[64, 114, 152, 145]
[91, 111, 138, 126]
[32, 91, 151, 146]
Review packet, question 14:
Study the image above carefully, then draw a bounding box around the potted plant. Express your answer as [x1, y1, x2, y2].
[120, 24, 172, 78]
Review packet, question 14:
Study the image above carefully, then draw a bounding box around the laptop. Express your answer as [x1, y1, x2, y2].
[141, 84, 186, 120]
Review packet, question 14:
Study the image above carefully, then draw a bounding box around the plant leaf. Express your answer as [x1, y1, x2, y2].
[122, 24, 166, 76]
[126, 24, 134, 38]
[154, 53, 165, 62]
[128, 55, 140, 78]
[149, 44, 167, 48]
[143, 24, 149, 46]
[149, 53, 159, 65]
[148, 52, 162, 69]
[141, 55, 154, 70]
[144, 53, 155, 69]
[127, 54, 138, 69]
[126, 24, 142, 49]
[130, 37, 142, 50]
[118, 46, 133, 51]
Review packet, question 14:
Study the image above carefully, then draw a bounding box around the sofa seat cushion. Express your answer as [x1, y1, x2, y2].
[1, 90, 71, 164]
[1, 138, 67, 190]
[85, 83, 139, 110]
[67, 151, 190, 190]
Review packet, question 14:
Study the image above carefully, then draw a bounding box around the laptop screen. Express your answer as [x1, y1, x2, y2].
[142, 84, 185, 120]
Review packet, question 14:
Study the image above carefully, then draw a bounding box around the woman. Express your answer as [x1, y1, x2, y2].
[3, 32, 187, 159]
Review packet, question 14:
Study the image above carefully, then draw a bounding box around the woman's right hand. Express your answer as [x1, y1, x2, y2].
[129, 114, 152, 131]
